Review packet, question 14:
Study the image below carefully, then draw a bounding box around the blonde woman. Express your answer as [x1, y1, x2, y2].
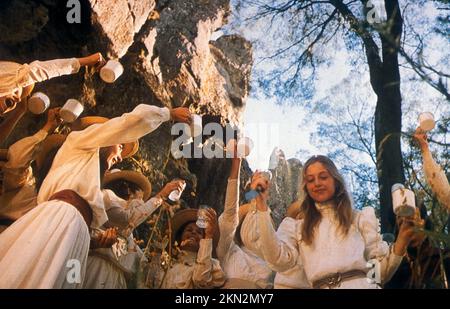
[245, 155, 421, 289]
[217, 144, 274, 289]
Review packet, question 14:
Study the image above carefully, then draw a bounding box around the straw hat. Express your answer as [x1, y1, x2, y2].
[70, 116, 139, 158]
[35, 134, 67, 171]
[171, 208, 220, 250]
[103, 169, 152, 201]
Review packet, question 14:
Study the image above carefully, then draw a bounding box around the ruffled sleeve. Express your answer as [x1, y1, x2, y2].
[358, 207, 403, 284]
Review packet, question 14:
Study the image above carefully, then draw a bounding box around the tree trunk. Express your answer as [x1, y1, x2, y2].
[374, 0, 405, 233]
[331, 0, 406, 233]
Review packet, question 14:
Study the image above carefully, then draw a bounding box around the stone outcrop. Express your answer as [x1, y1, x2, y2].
[267, 148, 303, 227]
[0, 0, 253, 226]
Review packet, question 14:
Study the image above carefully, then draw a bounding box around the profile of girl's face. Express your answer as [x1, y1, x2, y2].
[305, 161, 336, 203]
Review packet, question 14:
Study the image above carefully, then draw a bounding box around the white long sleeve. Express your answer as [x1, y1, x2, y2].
[192, 239, 226, 289]
[358, 207, 403, 284]
[26, 58, 80, 84]
[253, 209, 298, 273]
[38, 104, 171, 228]
[217, 179, 239, 261]
[0, 58, 81, 97]
[274, 217, 311, 288]
[66, 104, 170, 151]
[217, 180, 274, 288]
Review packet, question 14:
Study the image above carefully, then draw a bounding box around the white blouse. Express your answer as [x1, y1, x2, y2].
[0, 130, 48, 221]
[37, 105, 171, 228]
[249, 203, 404, 288]
[217, 179, 274, 288]
[422, 149, 450, 211]
[161, 239, 226, 289]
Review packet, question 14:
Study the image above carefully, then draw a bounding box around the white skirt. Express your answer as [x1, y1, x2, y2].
[84, 252, 127, 289]
[0, 200, 90, 288]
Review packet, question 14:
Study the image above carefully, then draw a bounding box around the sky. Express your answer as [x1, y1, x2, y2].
[217, 0, 449, 172]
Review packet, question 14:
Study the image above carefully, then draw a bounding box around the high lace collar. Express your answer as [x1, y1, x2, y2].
[315, 201, 336, 214]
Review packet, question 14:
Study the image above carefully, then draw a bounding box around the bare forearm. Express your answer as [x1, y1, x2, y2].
[229, 158, 241, 180]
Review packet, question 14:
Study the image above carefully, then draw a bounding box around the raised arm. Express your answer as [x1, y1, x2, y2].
[26, 52, 105, 84]
[192, 239, 226, 289]
[243, 172, 299, 272]
[104, 180, 183, 235]
[217, 146, 241, 261]
[66, 105, 191, 151]
[193, 209, 226, 288]
[358, 207, 405, 285]
[414, 129, 450, 211]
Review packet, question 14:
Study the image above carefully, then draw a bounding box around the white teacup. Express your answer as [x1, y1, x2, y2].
[189, 114, 203, 138]
[60, 99, 84, 123]
[418, 112, 435, 132]
[28, 92, 50, 114]
[100, 60, 124, 83]
[237, 137, 254, 157]
[391, 183, 416, 217]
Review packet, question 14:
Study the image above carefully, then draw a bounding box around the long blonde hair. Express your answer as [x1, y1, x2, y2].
[300, 155, 354, 245]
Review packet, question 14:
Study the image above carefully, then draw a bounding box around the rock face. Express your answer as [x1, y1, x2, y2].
[267, 148, 303, 227]
[0, 0, 253, 223]
[90, 0, 156, 58]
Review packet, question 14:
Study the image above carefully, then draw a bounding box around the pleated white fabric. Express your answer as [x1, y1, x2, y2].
[0, 200, 90, 288]
[84, 252, 127, 289]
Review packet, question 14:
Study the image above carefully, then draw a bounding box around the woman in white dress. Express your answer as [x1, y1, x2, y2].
[216, 144, 274, 288]
[245, 155, 422, 289]
[0, 104, 191, 288]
